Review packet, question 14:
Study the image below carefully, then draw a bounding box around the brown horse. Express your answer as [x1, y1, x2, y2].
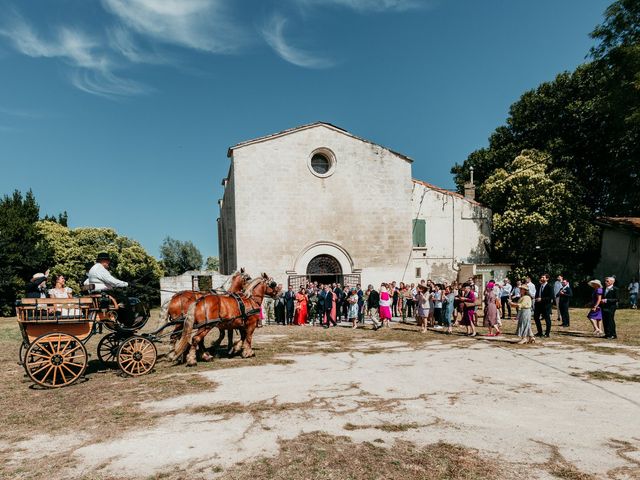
[159, 269, 250, 345]
[173, 273, 278, 366]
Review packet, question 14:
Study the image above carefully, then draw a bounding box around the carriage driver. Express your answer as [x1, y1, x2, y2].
[85, 252, 128, 292]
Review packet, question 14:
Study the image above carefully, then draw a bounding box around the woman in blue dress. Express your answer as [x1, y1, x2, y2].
[587, 279, 604, 336]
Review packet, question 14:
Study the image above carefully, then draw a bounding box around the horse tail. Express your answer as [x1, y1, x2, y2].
[173, 301, 197, 358]
[159, 297, 171, 326]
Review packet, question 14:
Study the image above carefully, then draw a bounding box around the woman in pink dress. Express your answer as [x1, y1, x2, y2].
[458, 283, 477, 337]
[330, 289, 337, 325]
[379, 284, 392, 328]
[294, 287, 308, 325]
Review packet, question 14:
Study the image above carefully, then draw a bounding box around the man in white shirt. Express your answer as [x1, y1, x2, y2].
[553, 275, 563, 323]
[629, 278, 639, 309]
[526, 276, 536, 298]
[500, 279, 513, 319]
[86, 253, 128, 292]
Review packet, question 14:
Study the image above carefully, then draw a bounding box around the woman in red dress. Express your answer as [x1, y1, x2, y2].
[294, 287, 308, 325]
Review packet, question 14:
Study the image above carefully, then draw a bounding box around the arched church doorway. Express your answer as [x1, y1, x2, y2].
[306, 254, 342, 286]
[288, 243, 361, 289]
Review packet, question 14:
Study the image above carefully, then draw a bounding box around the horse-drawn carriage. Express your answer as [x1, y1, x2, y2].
[15, 270, 279, 388]
[16, 290, 156, 388]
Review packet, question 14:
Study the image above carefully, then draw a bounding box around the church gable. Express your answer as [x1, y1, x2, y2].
[227, 122, 413, 164]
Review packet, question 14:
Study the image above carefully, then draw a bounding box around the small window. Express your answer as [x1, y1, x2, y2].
[416, 267, 422, 278]
[193, 276, 212, 292]
[307, 148, 336, 178]
[311, 153, 330, 174]
[412, 219, 426, 247]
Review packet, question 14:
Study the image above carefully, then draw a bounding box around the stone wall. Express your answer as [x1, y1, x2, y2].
[408, 181, 492, 283]
[218, 164, 237, 274]
[160, 270, 229, 306]
[224, 124, 413, 287]
[595, 228, 639, 289]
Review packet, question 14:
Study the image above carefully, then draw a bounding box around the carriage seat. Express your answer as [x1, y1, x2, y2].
[17, 297, 94, 322]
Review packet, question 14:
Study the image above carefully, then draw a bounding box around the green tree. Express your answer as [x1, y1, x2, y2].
[42, 211, 68, 226]
[590, 0, 640, 58]
[205, 256, 220, 272]
[452, 0, 640, 217]
[481, 150, 600, 279]
[0, 190, 52, 315]
[37, 221, 164, 305]
[159, 237, 203, 276]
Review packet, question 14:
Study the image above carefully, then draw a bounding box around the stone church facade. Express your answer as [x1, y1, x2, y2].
[217, 122, 493, 288]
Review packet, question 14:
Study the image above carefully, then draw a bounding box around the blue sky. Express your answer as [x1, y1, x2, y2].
[0, 0, 610, 260]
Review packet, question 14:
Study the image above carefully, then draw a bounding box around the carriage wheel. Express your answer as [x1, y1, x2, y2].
[117, 336, 157, 377]
[24, 333, 87, 388]
[97, 333, 121, 369]
[18, 341, 27, 366]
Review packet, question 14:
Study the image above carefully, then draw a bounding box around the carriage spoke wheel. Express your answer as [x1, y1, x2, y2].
[18, 341, 27, 366]
[117, 336, 156, 377]
[25, 333, 87, 388]
[97, 333, 121, 369]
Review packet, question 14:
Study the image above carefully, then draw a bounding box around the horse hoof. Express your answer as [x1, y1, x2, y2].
[202, 352, 213, 362]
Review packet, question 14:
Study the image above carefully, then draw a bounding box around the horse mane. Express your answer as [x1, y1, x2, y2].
[243, 277, 264, 297]
[220, 269, 249, 290]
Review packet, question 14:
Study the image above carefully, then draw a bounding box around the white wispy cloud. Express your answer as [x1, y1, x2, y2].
[106, 25, 167, 64]
[102, 0, 247, 54]
[0, 16, 108, 70]
[0, 12, 151, 98]
[261, 13, 333, 69]
[0, 0, 424, 98]
[293, 0, 422, 12]
[69, 70, 152, 98]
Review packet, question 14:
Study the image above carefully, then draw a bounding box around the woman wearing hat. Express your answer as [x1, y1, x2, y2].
[512, 284, 535, 344]
[587, 279, 604, 335]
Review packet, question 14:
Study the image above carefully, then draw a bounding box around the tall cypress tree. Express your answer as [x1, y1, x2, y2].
[0, 190, 52, 315]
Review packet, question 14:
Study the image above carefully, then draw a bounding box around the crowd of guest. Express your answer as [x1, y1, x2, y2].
[263, 273, 625, 342]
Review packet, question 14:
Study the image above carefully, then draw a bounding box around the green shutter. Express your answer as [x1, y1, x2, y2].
[412, 219, 426, 247]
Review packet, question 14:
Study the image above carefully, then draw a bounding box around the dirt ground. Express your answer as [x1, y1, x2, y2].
[1, 308, 639, 480]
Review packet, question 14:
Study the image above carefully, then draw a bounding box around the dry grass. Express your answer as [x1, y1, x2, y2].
[220, 432, 508, 480]
[1, 306, 639, 479]
[343, 421, 425, 432]
[1, 306, 638, 445]
[534, 441, 598, 480]
[572, 370, 640, 383]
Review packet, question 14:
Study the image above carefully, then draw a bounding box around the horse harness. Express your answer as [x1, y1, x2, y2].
[193, 291, 261, 330]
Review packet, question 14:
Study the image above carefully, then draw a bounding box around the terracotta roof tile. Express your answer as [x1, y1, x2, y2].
[412, 178, 486, 207]
[596, 217, 640, 234]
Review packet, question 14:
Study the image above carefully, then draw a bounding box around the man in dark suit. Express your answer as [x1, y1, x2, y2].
[534, 274, 554, 337]
[324, 285, 337, 328]
[356, 284, 364, 324]
[556, 278, 572, 327]
[367, 284, 381, 330]
[284, 285, 296, 325]
[316, 284, 326, 324]
[601, 276, 619, 339]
